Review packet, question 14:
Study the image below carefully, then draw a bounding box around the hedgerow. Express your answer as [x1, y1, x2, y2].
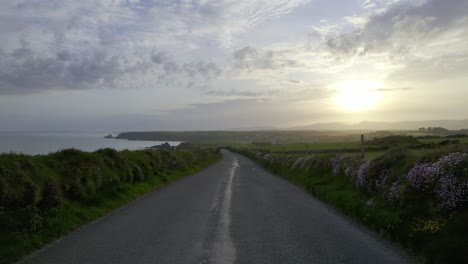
[0, 148, 220, 264]
[232, 145, 468, 263]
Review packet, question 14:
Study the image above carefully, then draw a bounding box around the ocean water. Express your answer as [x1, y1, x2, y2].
[0, 132, 180, 155]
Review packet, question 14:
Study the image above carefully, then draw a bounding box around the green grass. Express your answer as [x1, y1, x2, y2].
[115, 130, 377, 143]
[364, 151, 385, 160]
[419, 137, 468, 144]
[0, 148, 221, 264]
[193, 141, 362, 152]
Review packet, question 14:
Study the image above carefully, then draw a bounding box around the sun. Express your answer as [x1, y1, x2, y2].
[333, 80, 382, 111]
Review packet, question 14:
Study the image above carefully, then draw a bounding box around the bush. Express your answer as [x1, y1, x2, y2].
[38, 178, 61, 210]
[20, 180, 39, 207]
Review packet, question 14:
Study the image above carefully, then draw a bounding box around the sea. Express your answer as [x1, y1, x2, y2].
[0, 132, 180, 155]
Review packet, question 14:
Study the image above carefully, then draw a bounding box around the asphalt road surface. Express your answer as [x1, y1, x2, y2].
[24, 150, 413, 264]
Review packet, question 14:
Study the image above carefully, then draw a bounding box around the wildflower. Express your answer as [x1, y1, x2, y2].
[332, 164, 341, 176]
[435, 174, 468, 210]
[386, 180, 403, 204]
[365, 198, 376, 208]
[355, 161, 371, 188]
[412, 218, 446, 234]
[292, 157, 305, 169]
[375, 169, 389, 190]
[344, 166, 356, 178]
[407, 152, 468, 210]
[432, 152, 468, 176]
[330, 157, 339, 169]
[407, 163, 436, 191]
[432, 153, 468, 210]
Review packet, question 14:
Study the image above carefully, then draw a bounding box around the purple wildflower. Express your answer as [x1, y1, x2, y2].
[407, 163, 436, 191]
[344, 166, 356, 178]
[332, 164, 342, 176]
[432, 152, 468, 176]
[431, 152, 468, 210]
[386, 180, 403, 204]
[435, 174, 468, 210]
[355, 161, 371, 188]
[365, 198, 376, 208]
[406, 152, 468, 210]
[330, 157, 339, 170]
[375, 169, 389, 190]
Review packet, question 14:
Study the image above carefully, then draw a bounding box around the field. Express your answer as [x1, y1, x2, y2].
[419, 137, 468, 144]
[193, 141, 360, 151]
[116, 130, 397, 143]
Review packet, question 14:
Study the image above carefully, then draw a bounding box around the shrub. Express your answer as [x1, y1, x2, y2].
[38, 178, 61, 210]
[0, 177, 6, 208]
[407, 163, 436, 191]
[132, 164, 145, 181]
[355, 161, 370, 189]
[20, 180, 39, 208]
[405, 152, 468, 211]
[67, 181, 85, 201]
[386, 179, 403, 205]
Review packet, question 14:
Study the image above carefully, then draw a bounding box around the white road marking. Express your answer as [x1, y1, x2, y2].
[211, 158, 239, 264]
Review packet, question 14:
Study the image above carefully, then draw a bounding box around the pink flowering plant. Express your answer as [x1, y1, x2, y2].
[386, 179, 403, 205]
[401, 152, 468, 211]
[432, 152, 468, 210]
[355, 161, 370, 189]
[407, 163, 436, 191]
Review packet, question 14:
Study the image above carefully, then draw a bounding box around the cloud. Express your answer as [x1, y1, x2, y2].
[0, 45, 221, 94]
[0, 48, 121, 94]
[387, 56, 468, 83]
[205, 89, 279, 98]
[376, 87, 412, 92]
[149, 50, 222, 85]
[327, 0, 468, 58]
[317, 0, 468, 87]
[233, 46, 299, 71]
[0, 0, 309, 95]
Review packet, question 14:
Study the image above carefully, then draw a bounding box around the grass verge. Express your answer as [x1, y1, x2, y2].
[0, 149, 221, 264]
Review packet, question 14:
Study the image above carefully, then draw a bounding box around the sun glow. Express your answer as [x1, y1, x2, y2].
[333, 80, 382, 111]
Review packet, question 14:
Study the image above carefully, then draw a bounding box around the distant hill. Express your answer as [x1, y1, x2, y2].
[287, 119, 468, 131]
[223, 126, 278, 131]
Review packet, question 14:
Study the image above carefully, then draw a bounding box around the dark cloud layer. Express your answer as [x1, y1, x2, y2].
[233, 46, 298, 71]
[0, 46, 221, 94]
[0, 48, 120, 94]
[327, 0, 468, 57]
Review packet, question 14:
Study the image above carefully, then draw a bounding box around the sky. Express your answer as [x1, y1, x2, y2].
[0, 0, 467, 131]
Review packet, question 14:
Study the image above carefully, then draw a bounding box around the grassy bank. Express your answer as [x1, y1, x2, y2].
[231, 144, 468, 263]
[0, 148, 221, 264]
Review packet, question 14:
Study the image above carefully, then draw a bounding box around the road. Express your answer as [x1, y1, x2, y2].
[24, 150, 413, 264]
